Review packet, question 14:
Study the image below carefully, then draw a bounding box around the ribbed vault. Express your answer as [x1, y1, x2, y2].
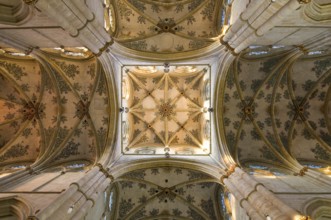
[112, 167, 222, 220]
[0, 49, 115, 172]
[220, 49, 331, 173]
[121, 65, 211, 155]
[110, 0, 223, 54]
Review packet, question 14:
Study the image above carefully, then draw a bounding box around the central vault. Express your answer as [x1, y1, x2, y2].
[121, 65, 211, 155]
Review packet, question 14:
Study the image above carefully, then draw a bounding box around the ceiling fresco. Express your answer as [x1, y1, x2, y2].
[121, 65, 211, 155]
[111, 0, 223, 54]
[0, 50, 114, 170]
[112, 167, 222, 220]
[221, 50, 331, 169]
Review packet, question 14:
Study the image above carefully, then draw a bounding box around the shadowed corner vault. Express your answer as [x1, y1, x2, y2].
[121, 65, 211, 155]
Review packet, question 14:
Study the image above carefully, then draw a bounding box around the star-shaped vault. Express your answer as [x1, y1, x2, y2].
[121, 65, 211, 155]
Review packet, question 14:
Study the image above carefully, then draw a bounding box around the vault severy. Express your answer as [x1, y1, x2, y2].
[121, 65, 211, 155]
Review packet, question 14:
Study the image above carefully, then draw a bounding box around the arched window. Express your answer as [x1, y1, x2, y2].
[245, 163, 289, 176]
[104, 185, 117, 219]
[299, 162, 331, 176]
[0, 164, 28, 178]
[219, 188, 233, 220]
[103, 0, 116, 34]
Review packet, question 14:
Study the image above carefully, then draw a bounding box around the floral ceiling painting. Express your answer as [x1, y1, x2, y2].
[221, 50, 331, 169]
[112, 167, 222, 220]
[0, 50, 115, 170]
[121, 65, 211, 155]
[111, 0, 223, 53]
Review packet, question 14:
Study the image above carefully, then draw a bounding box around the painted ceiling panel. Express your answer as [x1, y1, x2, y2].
[113, 0, 222, 53]
[222, 51, 331, 168]
[122, 65, 211, 155]
[113, 167, 221, 220]
[88, 68, 112, 155]
[290, 56, 331, 162]
[0, 57, 44, 166]
[0, 74, 23, 103]
[43, 55, 111, 165]
[0, 51, 114, 168]
[38, 67, 58, 150]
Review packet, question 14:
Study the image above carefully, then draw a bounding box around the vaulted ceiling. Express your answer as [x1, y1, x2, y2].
[112, 0, 223, 54]
[122, 65, 211, 155]
[112, 167, 222, 220]
[221, 48, 331, 171]
[0, 0, 328, 184]
[0, 0, 330, 219]
[0, 50, 115, 170]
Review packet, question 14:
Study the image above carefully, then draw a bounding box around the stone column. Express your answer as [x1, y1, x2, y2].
[222, 0, 311, 53]
[71, 177, 111, 220]
[33, 0, 112, 54]
[223, 0, 268, 42]
[223, 178, 264, 220]
[221, 166, 299, 220]
[37, 165, 114, 219]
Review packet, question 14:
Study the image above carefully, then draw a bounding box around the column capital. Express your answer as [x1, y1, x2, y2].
[220, 164, 239, 183]
[220, 36, 239, 56]
[96, 163, 114, 182]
